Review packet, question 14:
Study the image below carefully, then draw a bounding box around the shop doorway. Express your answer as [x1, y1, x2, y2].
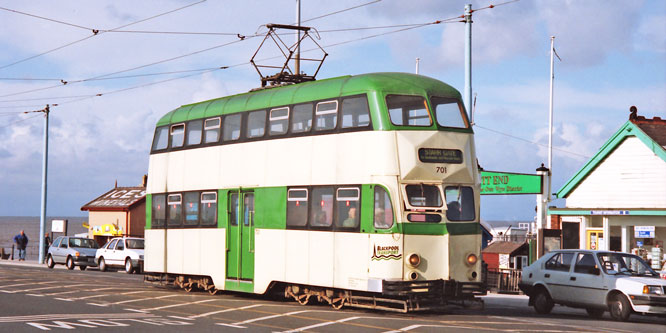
[561, 222, 580, 249]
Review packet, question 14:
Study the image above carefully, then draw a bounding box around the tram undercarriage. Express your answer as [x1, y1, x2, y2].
[145, 273, 485, 313]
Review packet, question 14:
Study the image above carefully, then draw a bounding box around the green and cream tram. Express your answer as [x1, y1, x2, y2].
[144, 72, 485, 312]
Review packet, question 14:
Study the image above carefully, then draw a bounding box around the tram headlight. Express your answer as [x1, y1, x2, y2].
[466, 253, 478, 266]
[407, 253, 421, 268]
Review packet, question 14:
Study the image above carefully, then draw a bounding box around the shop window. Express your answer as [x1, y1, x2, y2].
[387, 95, 431, 127]
[374, 186, 394, 229]
[269, 107, 289, 135]
[204, 118, 221, 143]
[186, 120, 203, 146]
[310, 187, 334, 228]
[341, 96, 370, 128]
[431, 96, 468, 129]
[152, 127, 169, 151]
[247, 110, 266, 138]
[287, 188, 308, 227]
[291, 103, 313, 133]
[183, 192, 200, 226]
[170, 124, 185, 148]
[223, 114, 242, 141]
[336, 187, 360, 229]
[200, 192, 217, 226]
[315, 101, 338, 131]
[167, 194, 182, 227]
[152, 194, 166, 228]
[445, 186, 475, 221]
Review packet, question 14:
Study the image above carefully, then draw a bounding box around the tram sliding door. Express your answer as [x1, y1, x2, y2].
[226, 190, 255, 281]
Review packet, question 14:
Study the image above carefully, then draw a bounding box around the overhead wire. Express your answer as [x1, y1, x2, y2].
[0, 113, 42, 129]
[0, 0, 207, 71]
[0, 6, 93, 30]
[474, 124, 590, 159]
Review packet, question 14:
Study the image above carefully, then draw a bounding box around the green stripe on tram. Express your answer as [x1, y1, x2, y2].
[145, 194, 152, 230]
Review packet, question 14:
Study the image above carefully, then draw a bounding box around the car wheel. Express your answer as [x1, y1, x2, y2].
[66, 256, 75, 270]
[533, 289, 554, 314]
[99, 258, 107, 272]
[46, 255, 55, 269]
[125, 258, 134, 274]
[586, 308, 604, 318]
[79, 265, 87, 271]
[609, 294, 632, 321]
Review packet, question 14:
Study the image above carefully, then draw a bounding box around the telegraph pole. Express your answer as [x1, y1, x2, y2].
[464, 4, 473, 118]
[38, 105, 50, 264]
[547, 36, 555, 204]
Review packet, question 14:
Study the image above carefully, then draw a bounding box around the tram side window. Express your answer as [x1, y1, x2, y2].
[167, 194, 182, 227]
[374, 186, 394, 229]
[315, 101, 338, 131]
[152, 194, 166, 228]
[204, 118, 221, 143]
[341, 96, 370, 129]
[269, 107, 289, 135]
[200, 192, 217, 226]
[387, 95, 431, 127]
[183, 192, 199, 226]
[186, 120, 203, 146]
[223, 114, 242, 141]
[170, 124, 185, 148]
[405, 184, 442, 207]
[287, 189, 308, 227]
[291, 103, 313, 133]
[336, 187, 360, 229]
[310, 187, 334, 228]
[247, 110, 266, 138]
[152, 127, 169, 151]
[431, 96, 468, 129]
[444, 186, 475, 221]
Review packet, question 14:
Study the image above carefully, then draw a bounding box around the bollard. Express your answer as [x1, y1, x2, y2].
[11, 244, 15, 260]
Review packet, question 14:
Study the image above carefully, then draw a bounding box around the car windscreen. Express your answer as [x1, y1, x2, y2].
[69, 238, 99, 249]
[126, 239, 144, 249]
[597, 252, 658, 277]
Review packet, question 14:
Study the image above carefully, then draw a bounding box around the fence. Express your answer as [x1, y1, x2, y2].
[485, 269, 522, 294]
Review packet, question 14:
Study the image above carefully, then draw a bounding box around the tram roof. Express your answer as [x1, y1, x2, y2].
[156, 72, 461, 126]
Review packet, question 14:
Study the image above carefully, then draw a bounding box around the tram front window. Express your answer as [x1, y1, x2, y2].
[405, 184, 442, 208]
[430, 96, 468, 129]
[445, 186, 475, 221]
[386, 95, 431, 127]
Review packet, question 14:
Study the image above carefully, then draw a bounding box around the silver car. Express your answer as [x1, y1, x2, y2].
[95, 237, 144, 274]
[46, 236, 99, 270]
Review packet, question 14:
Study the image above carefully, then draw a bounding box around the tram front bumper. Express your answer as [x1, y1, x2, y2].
[382, 279, 486, 299]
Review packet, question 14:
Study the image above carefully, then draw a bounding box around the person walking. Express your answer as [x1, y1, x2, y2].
[44, 232, 51, 259]
[13, 230, 28, 261]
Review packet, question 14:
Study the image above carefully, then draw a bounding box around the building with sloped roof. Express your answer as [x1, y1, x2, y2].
[549, 108, 666, 268]
[81, 177, 147, 246]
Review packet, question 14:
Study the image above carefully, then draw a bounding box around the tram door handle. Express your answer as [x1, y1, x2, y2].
[248, 212, 254, 253]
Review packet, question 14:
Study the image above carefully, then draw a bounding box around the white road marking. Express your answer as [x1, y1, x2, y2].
[141, 299, 217, 311]
[190, 304, 264, 319]
[13, 283, 88, 293]
[280, 316, 360, 332]
[60, 290, 145, 301]
[108, 294, 179, 305]
[0, 312, 156, 323]
[489, 316, 634, 333]
[233, 310, 309, 325]
[216, 323, 247, 329]
[0, 281, 58, 291]
[42, 287, 116, 296]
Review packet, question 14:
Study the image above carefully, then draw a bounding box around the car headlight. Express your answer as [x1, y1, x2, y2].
[74, 251, 80, 257]
[643, 285, 664, 295]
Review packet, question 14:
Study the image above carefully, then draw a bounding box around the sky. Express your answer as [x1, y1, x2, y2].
[0, 0, 664, 221]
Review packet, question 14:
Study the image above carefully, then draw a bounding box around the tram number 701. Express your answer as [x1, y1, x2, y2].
[435, 167, 447, 174]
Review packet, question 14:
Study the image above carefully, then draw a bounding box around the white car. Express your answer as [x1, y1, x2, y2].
[95, 237, 144, 274]
[519, 249, 666, 321]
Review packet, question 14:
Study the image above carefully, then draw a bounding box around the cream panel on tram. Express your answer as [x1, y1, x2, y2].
[368, 234, 404, 284]
[311, 135, 339, 185]
[333, 233, 370, 291]
[166, 152, 185, 192]
[285, 230, 310, 284]
[403, 234, 448, 280]
[181, 229, 202, 275]
[448, 234, 482, 282]
[144, 229, 165, 272]
[308, 231, 335, 287]
[254, 229, 286, 293]
[266, 138, 313, 187]
[147, 154, 169, 193]
[166, 229, 184, 274]
[200, 228, 227, 288]
[183, 148, 220, 191]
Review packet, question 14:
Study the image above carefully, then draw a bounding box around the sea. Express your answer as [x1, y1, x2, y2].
[0, 216, 88, 261]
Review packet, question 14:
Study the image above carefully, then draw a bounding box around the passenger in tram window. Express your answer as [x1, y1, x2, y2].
[342, 207, 357, 228]
[313, 211, 328, 226]
[374, 208, 390, 229]
[446, 201, 461, 221]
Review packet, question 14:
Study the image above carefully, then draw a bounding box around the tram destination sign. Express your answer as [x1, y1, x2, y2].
[418, 148, 463, 164]
[480, 171, 542, 195]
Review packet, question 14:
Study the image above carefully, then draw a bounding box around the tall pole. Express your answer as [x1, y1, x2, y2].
[295, 0, 301, 76]
[38, 105, 49, 264]
[547, 36, 555, 201]
[415, 57, 420, 74]
[464, 4, 473, 118]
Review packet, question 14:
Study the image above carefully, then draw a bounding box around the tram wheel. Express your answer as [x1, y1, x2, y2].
[208, 288, 218, 295]
[296, 294, 311, 305]
[184, 284, 194, 292]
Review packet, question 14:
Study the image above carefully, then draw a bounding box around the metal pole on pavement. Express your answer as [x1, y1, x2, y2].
[38, 105, 49, 264]
[547, 36, 555, 202]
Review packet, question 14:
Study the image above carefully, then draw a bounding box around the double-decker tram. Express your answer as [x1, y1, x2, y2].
[144, 72, 485, 312]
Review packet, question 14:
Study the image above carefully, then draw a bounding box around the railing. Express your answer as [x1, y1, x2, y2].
[485, 269, 522, 294]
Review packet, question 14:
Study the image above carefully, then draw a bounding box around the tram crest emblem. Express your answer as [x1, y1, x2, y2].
[371, 244, 402, 261]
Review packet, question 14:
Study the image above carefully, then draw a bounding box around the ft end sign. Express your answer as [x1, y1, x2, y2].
[480, 171, 542, 195]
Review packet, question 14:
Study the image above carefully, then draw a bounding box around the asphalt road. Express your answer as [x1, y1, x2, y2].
[0, 261, 664, 332]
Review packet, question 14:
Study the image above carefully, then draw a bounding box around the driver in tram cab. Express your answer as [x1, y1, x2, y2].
[374, 208, 390, 229]
[342, 207, 357, 227]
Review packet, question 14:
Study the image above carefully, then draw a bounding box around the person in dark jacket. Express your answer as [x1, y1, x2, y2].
[44, 232, 51, 259]
[13, 230, 28, 261]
